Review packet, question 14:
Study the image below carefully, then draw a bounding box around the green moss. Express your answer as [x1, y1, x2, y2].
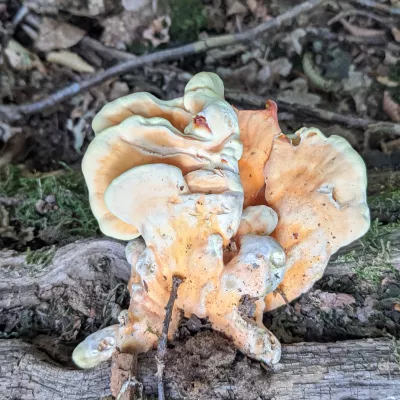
[0, 165, 99, 242]
[388, 62, 400, 104]
[168, 0, 207, 43]
[335, 250, 357, 264]
[368, 189, 400, 222]
[353, 219, 400, 286]
[25, 245, 55, 267]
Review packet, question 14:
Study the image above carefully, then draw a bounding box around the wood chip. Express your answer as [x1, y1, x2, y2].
[111, 351, 143, 399]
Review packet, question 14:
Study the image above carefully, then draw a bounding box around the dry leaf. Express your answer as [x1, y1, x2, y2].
[392, 27, 400, 42]
[246, 0, 257, 13]
[377, 76, 400, 87]
[342, 67, 372, 115]
[227, 1, 248, 16]
[108, 81, 130, 101]
[282, 28, 306, 56]
[35, 18, 86, 52]
[217, 61, 258, 85]
[27, 0, 114, 16]
[0, 206, 18, 241]
[142, 16, 171, 47]
[277, 78, 321, 106]
[383, 91, 400, 123]
[269, 57, 292, 78]
[4, 40, 45, 72]
[245, 0, 268, 21]
[394, 303, 400, 312]
[101, 13, 142, 50]
[4, 40, 34, 71]
[256, 58, 293, 84]
[122, 0, 150, 11]
[46, 51, 95, 73]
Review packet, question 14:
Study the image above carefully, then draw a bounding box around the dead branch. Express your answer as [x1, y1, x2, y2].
[0, 0, 324, 123]
[226, 91, 400, 136]
[328, 9, 393, 26]
[351, 0, 400, 15]
[1, 334, 399, 400]
[157, 276, 183, 400]
[79, 37, 137, 62]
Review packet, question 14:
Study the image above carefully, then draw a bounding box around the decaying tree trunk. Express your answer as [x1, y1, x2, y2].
[2, 333, 399, 400]
[1, 233, 399, 399]
[0, 239, 131, 341]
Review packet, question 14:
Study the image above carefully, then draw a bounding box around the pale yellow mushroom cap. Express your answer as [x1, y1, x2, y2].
[82, 72, 240, 240]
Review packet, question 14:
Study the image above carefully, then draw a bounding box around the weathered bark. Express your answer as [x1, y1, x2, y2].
[1, 234, 396, 304]
[0, 238, 131, 339]
[0, 238, 130, 310]
[0, 233, 398, 336]
[1, 333, 399, 400]
[1, 228, 399, 399]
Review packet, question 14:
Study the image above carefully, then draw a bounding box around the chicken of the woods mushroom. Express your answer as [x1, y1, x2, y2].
[73, 72, 370, 370]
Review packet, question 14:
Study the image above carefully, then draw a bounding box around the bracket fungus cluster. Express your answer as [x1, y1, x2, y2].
[73, 72, 370, 370]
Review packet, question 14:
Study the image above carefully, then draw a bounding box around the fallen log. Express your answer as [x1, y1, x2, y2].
[1, 233, 398, 315]
[1, 234, 399, 399]
[0, 239, 130, 339]
[2, 333, 399, 400]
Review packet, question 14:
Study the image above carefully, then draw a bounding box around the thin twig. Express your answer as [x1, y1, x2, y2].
[226, 90, 400, 136]
[351, 0, 400, 15]
[0, 0, 324, 123]
[156, 275, 183, 400]
[328, 9, 393, 25]
[79, 37, 136, 62]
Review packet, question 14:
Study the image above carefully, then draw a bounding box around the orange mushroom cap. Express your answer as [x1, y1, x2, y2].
[235, 100, 281, 208]
[236, 102, 370, 311]
[262, 128, 370, 310]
